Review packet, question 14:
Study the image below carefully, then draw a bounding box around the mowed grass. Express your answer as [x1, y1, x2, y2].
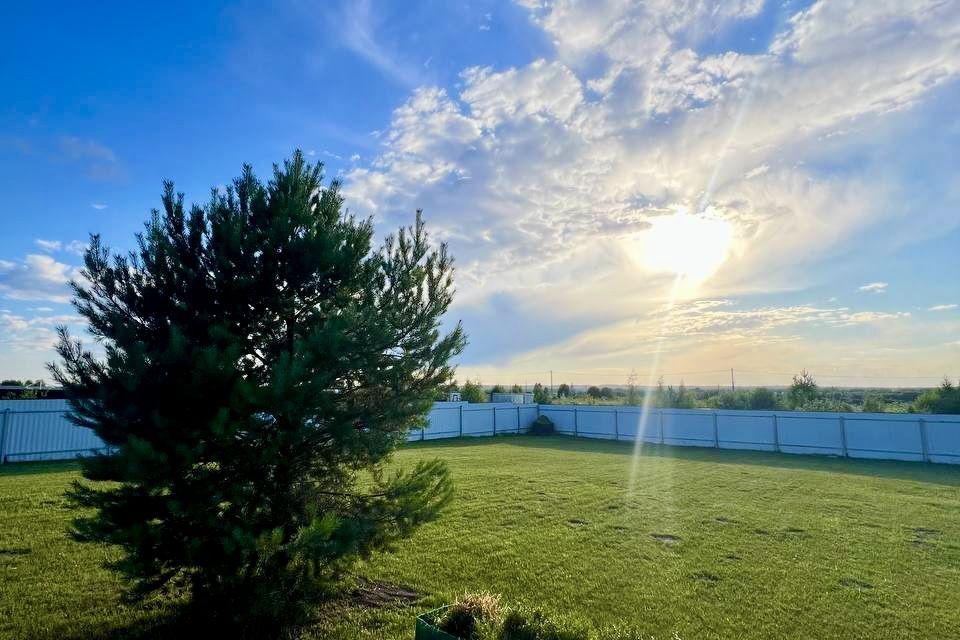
[2, 436, 959, 639]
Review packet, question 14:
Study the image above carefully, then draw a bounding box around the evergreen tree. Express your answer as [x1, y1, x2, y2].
[788, 369, 819, 409]
[51, 152, 464, 636]
[459, 379, 485, 403]
[912, 378, 960, 414]
[532, 382, 550, 404]
[625, 370, 639, 406]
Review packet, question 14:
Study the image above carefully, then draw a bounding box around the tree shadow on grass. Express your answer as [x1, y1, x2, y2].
[0, 459, 82, 477]
[47, 578, 425, 640]
[48, 610, 190, 640]
[407, 434, 960, 486]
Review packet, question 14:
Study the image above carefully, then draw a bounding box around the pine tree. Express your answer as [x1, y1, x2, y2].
[459, 379, 485, 403]
[51, 152, 465, 635]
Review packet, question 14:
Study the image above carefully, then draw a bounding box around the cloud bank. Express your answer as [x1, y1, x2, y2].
[342, 0, 960, 380]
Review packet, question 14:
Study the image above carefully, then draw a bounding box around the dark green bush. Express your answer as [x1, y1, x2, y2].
[911, 379, 960, 414]
[528, 415, 554, 435]
[748, 387, 778, 410]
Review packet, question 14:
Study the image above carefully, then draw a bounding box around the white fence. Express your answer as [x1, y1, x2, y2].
[408, 401, 540, 441]
[537, 405, 960, 464]
[2, 399, 959, 464]
[0, 400, 107, 463]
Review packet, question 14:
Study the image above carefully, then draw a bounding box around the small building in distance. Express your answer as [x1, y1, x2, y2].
[490, 392, 535, 404]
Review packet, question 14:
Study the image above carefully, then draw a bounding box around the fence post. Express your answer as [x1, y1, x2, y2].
[918, 417, 929, 463]
[459, 404, 463, 438]
[839, 415, 848, 458]
[493, 408, 497, 437]
[517, 405, 521, 434]
[573, 407, 578, 437]
[712, 411, 719, 448]
[614, 408, 620, 441]
[772, 413, 780, 453]
[0, 409, 9, 464]
[658, 410, 664, 445]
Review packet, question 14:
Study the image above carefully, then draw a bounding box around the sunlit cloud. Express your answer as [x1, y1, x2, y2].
[35, 239, 62, 252]
[859, 282, 888, 294]
[0, 254, 82, 303]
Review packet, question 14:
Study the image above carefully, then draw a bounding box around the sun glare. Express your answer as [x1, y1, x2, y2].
[637, 209, 733, 283]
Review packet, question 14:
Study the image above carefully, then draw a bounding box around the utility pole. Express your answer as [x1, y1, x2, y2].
[550, 370, 553, 397]
[730, 368, 736, 392]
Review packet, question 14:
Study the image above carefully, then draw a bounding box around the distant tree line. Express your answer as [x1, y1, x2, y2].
[436, 371, 960, 415]
[0, 379, 57, 400]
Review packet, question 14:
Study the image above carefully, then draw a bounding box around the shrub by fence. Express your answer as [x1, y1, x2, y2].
[2, 399, 958, 464]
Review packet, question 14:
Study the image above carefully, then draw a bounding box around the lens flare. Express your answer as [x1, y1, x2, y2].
[638, 209, 733, 283]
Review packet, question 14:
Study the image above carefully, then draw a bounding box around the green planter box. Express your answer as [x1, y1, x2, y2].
[414, 606, 460, 640]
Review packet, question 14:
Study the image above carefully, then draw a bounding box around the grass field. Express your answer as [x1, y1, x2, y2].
[1, 436, 959, 639]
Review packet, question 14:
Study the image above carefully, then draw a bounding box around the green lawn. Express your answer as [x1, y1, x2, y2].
[2, 436, 959, 639]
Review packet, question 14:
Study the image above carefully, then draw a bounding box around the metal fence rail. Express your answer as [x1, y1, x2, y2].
[2, 399, 959, 464]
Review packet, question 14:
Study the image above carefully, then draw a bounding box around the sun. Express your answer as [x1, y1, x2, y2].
[636, 208, 733, 283]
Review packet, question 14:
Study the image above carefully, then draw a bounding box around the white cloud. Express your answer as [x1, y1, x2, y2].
[928, 303, 958, 311]
[0, 254, 81, 303]
[65, 240, 87, 255]
[90, 202, 108, 210]
[347, 1, 959, 301]
[59, 136, 122, 180]
[340, 0, 427, 88]
[32, 239, 87, 256]
[0, 311, 84, 352]
[859, 282, 888, 294]
[35, 239, 62, 252]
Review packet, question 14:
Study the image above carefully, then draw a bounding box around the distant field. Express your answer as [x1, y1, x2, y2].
[1, 436, 959, 639]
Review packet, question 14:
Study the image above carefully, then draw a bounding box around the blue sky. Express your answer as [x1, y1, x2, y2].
[1, 0, 958, 387]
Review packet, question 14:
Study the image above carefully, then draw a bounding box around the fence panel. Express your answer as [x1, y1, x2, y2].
[0, 400, 106, 462]
[926, 417, 960, 463]
[461, 405, 496, 436]
[423, 404, 463, 440]
[717, 412, 777, 451]
[776, 413, 844, 456]
[539, 406, 576, 434]
[572, 407, 618, 439]
[493, 406, 520, 434]
[844, 414, 924, 461]
[662, 410, 715, 447]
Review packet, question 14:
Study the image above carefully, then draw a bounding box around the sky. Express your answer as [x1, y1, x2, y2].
[1, 0, 958, 388]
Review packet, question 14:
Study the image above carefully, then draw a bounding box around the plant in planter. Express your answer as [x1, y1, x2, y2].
[438, 593, 502, 639]
[417, 595, 632, 640]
